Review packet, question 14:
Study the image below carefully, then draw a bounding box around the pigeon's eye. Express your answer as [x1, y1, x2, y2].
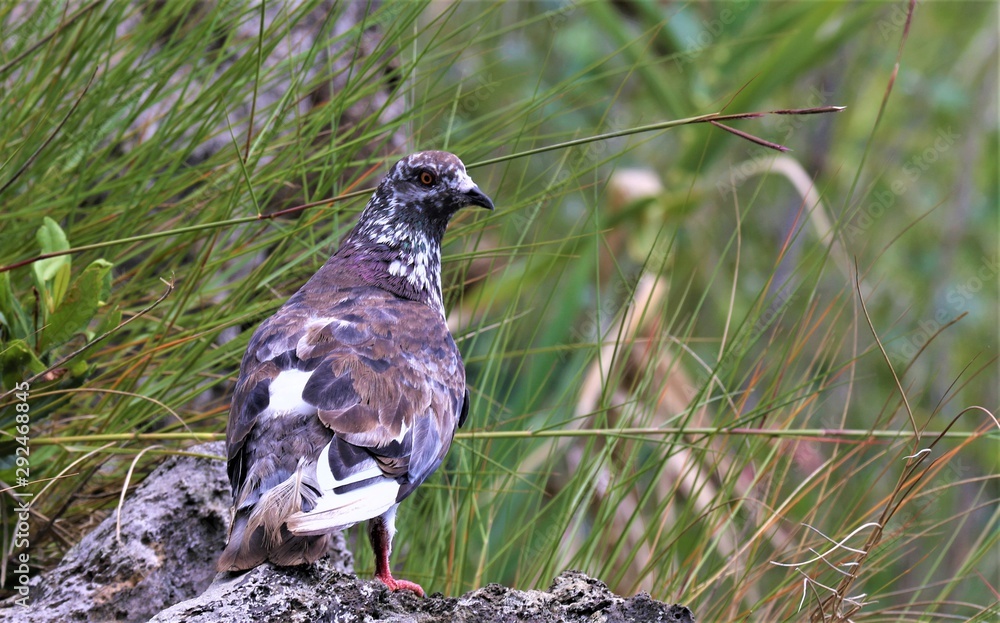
[418, 170, 436, 186]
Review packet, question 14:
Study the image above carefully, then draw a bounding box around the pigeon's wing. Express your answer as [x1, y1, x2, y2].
[219, 296, 339, 571]
[224, 300, 326, 508]
[279, 290, 466, 536]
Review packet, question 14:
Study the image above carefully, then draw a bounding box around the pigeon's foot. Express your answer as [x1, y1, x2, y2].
[375, 571, 425, 597]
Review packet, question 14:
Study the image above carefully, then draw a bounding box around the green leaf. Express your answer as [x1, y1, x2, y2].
[39, 259, 114, 351]
[33, 217, 71, 282]
[52, 260, 72, 309]
[32, 217, 72, 314]
[67, 357, 90, 378]
[0, 339, 46, 391]
[94, 304, 123, 337]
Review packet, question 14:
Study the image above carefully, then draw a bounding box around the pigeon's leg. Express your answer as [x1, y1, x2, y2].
[369, 507, 425, 597]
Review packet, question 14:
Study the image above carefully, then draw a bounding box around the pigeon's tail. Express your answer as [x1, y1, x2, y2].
[217, 509, 265, 571]
[217, 508, 332, 571]
[217, 464, 331, 572]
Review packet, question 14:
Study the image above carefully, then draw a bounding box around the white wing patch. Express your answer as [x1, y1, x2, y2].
[314, 440, 379, 490]
[286, 480, 399, 535]
[285, 439, 400, 535]
[266, 369, 316, 418]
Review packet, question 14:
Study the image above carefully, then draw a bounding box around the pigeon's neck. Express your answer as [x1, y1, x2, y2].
[337, 219, 446, 313]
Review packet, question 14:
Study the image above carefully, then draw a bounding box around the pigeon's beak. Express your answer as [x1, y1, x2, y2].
[465, 186, 495, 211]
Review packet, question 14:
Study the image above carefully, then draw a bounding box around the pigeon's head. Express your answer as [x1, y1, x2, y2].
[344, 151, 493, 256]
[337, 152, 494, 308]
[378, 151, 494, 225]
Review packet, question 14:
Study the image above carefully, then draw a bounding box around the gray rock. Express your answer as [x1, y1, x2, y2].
[148, 555, 358, 623]
[0, 442, 239, 622]
[3, 441, 693, 622]
[150, 568, 694, 623]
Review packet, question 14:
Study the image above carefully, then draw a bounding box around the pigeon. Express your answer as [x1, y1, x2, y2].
[217, 151, 494, 597]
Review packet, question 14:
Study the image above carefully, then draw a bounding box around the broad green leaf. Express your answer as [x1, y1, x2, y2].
[33, 216, 71, 282]
[0, 339, 46, 391]
[52, 261, 72, 309]
[40, 259, 114, 351]
[94, 304, 123, 338]
[33, 217, 72, 314]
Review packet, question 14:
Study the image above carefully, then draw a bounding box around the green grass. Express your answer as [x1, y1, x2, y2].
[1, 1, 997, 621]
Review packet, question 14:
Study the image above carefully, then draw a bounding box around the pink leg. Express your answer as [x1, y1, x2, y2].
[369, 514, 425, 597]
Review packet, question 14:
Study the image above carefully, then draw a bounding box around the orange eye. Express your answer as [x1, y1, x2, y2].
[419, 170, 435, 186]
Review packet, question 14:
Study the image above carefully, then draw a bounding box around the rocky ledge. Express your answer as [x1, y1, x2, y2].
[1, 442, 694, 622]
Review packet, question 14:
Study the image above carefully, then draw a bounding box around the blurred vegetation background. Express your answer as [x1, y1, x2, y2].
[1, 1, 996, 621]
